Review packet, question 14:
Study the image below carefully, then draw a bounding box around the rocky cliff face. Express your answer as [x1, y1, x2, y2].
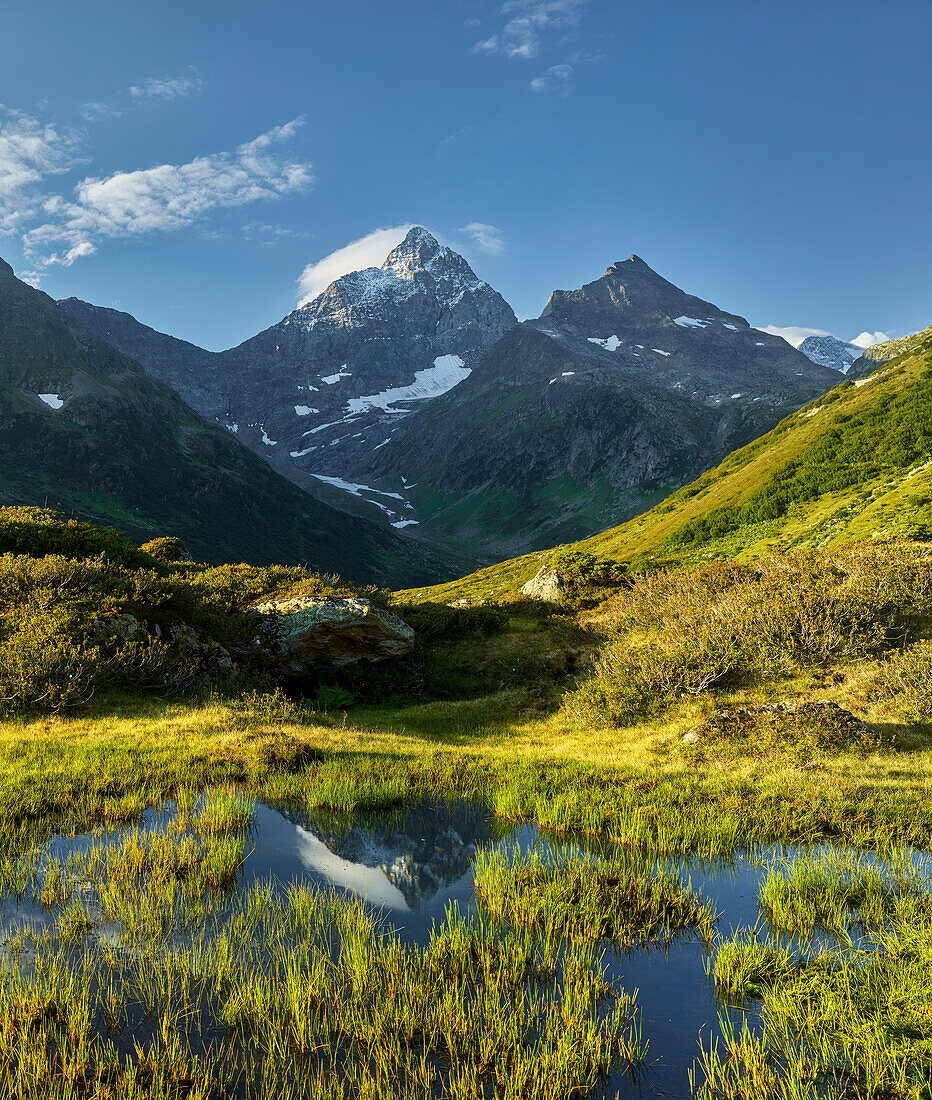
[349, 256, 841, 554]
[798, 334, 863, 374]
[0, 255, 447, 585]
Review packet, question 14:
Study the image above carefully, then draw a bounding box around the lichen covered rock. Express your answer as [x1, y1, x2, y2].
[520, 564, 565, 602]
[251, 597, 414, 670]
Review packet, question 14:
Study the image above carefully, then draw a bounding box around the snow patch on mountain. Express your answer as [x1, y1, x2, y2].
[588, 335, 621, 350]
[321, 368, 352, 384]
[345, 355, 470, 414]
[674, 316, 708, 329]
[37, 393, 63, 409]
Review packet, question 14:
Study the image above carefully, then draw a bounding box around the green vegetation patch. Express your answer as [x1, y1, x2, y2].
[475, 845, 717, 944]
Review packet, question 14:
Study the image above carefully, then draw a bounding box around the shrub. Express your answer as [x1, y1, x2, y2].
[548, 549, 629, 608]
[569, 544, 932, 726]
[140, 536, 192, 563]
[399, 601, 508, 639]
[875, 640, 932, 721]
[0, 507, 147, 565]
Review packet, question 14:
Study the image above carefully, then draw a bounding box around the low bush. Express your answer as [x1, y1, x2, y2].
[569, 544, 932, 726]
[548, 549, 629, 608]
[0, 511, 379, 714]
[875, 639, 932, 721]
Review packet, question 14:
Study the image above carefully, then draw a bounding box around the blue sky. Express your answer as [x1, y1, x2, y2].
[2, 0, 930, 350]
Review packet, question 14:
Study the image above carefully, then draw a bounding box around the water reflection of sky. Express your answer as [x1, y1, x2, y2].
[2, 798, 918, 1100]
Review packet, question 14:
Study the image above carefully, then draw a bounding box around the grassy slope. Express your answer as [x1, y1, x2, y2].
[407, 327, 932, 603]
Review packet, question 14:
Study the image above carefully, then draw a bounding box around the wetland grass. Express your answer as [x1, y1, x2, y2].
[0, 865, 648, 1099]
[474, 844, 717, 944]
[699, 851, 932, 1099]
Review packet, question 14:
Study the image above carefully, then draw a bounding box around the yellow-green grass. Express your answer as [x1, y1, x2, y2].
[699, 852, 932, 1099]
[0, 872, 645, 1098]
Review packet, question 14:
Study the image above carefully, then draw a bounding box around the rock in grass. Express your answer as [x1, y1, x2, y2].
[520, 564, 565, 602]
[251, 597, 414, 671]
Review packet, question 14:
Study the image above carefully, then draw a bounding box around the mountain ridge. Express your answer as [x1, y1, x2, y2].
[60, 239, 841, 559]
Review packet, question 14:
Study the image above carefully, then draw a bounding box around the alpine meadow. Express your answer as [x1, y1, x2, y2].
[1, 2, 931, 1098]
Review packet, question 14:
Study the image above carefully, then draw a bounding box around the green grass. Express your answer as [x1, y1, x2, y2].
[0, 825, 648, 1099]
[698, 852, 932, 1099]
[474, 844, 717, 944]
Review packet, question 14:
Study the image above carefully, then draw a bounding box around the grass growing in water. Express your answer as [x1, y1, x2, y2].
[0, 873, 647, 1099]
[699, 851, 932, 1098]
[474, 844, 717, 944]
[760, 850, 897, 938]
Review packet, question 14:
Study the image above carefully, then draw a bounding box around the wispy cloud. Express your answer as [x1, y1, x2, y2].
[472, 0, 587, 60]
[0, 106, 83, 232]
[129, 73, 205, 102]
[459, 221, 505, 254]
[296, 224, 416, 307]
[80, 101, 124, 122]
[22, 119, 311, 272]
[530, 61, 574, 94]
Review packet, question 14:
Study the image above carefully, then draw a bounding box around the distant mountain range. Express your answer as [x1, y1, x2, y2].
[61, 229, 842, 559]
[797, 334, 864, 374]
[0, 255, 449, 585]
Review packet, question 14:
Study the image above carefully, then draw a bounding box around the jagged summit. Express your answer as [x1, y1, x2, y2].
[541, 254, 748, 330]
[381, 227, 444, 277]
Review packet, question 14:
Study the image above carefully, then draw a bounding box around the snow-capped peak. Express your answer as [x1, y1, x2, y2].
[797, 334, 863, 374]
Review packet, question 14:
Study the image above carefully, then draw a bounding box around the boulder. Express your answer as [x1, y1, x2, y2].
[520, 564, 565, 602]
[251, 597, 414, 671]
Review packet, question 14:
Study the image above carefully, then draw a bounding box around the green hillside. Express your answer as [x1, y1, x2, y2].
[408, 327, 932, 602]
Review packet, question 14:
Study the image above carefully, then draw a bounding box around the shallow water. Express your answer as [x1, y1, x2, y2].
[0, 797, 895, 1098]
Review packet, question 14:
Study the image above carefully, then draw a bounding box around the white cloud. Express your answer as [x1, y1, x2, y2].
[129, 74, 205, 101]
[472, 0, 587, 59]
[81, 102, 123, 121]
[755, 324, 831, 348]
[850, 330, 891, 349]
[0, 106, 82, 232]
[296, 225, 416, 306]
[23, 119, 311, 270]
[459, 221, 505, 254]
[530, 61, 574, 93]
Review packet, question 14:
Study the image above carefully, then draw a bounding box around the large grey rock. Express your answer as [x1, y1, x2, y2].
[521, 564, 565, 602]
[252, 597, 414, 670]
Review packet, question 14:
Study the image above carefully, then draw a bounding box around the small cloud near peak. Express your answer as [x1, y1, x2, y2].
[459, 222, 505, 253]
[296, 224, 416, 307]
[850, 330, 891, 348]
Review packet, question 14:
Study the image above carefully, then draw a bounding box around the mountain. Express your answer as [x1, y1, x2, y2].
[61, 227, 516, 528]
[62, 245, 840, 559]
[0, 256, 449, 585]
[798, 334, 863, 373]
[352, 256, 841, 555]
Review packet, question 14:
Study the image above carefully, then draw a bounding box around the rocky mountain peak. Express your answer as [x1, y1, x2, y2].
[797, 334, 862, 373]
[540, 255, 749, 332]
[381, 226, 479, 289]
